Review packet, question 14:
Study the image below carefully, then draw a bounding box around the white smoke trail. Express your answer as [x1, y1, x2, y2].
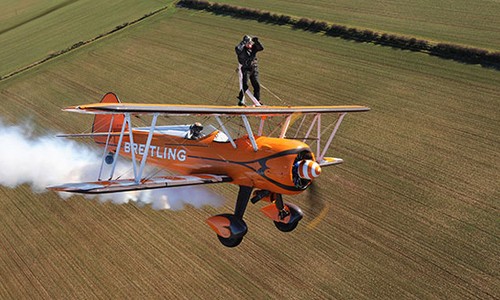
[0, 119, 224, 210]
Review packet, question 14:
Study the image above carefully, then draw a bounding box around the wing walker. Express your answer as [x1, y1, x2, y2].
[49, 92, 369, 247]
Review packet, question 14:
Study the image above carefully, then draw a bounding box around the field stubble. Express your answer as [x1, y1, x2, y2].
[214, 0, 500, 50]
[0, 7, 499, 300]
[0, 0, 168, 77]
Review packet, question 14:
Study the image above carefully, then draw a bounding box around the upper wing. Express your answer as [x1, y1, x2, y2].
[47, 174, 231, 194]
[64, 103, 370, 116]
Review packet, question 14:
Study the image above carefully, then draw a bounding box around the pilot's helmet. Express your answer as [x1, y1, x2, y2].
[191, 122, 203, 133]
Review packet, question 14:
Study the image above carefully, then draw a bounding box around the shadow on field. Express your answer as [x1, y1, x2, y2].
[0, 0, 79, 36]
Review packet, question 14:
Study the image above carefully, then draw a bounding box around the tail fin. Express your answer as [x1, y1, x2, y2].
[92, 92, 126, 145]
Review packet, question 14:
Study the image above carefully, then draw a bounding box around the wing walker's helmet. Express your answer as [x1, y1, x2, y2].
[242, 35, 254, 47]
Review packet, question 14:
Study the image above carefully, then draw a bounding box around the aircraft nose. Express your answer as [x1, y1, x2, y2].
[296, 159, 322, 180]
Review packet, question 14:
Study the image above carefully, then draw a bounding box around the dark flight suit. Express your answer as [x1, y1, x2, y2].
[235, 37, 264, 104]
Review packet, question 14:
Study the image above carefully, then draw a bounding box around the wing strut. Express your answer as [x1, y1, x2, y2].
[316, 114, 321, 156]
[258, 117, 265, 136]
[103, 113, 160, 183]
[215, 116, 237, 149]
[241, 115, 258, 151]
[137, 113, 158, 183]
[293, 114, 307, 138]
[98, 114, 115, 181]
[279, 115, 293, 138]
[108, 113, 128, 180]
[303, 114, 320, 143]
[318, 113, 346, 162]
[297, 113, 348, 163]
[126, 114, 139, 181]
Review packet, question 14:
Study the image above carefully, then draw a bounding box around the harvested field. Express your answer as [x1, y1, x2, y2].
[0, 0, 166, 76]
[215, 0, 500, 50]
[0, 3, 499, 300]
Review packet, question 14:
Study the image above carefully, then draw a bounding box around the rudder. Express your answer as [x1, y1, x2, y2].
[92, 92, 125, 145]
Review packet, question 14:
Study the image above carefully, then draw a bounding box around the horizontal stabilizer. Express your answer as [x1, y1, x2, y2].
[318, 157, 344, 167]
[47, 174, 232, 194]
[56, 132, 124, 138]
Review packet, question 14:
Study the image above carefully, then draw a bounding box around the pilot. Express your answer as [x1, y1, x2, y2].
[186, 122, 203, 139]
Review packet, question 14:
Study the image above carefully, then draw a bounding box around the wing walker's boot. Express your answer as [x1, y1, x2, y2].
[237, 89, 247, 106]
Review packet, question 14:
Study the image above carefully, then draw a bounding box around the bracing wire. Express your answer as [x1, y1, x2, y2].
[261, 83, 287, 106]
[215, 69, 237, 105]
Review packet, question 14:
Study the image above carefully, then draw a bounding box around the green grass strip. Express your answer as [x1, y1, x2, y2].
[0, 5, 170, 81]
[178, 0, 500, 70]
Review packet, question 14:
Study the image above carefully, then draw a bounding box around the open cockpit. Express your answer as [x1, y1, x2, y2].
[134, 124, 230, 142]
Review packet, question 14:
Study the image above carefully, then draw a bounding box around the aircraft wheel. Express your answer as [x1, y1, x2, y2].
[273, 203, 303, 232]
[274, 219, 300, 232]
[207, 214, 248, 247]
[217, 235, 244, 247]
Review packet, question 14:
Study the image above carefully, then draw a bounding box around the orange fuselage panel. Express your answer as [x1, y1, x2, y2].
[101, 130, 312, 195]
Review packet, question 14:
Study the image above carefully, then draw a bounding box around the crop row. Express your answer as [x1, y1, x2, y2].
[0, 6, 169, 80]
[178, 0, 500, 69]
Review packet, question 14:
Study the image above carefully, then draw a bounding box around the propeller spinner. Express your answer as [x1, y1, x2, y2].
[296, 159, 322, 180]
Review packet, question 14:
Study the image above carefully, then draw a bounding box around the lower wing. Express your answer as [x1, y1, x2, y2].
[47, 174, 232, 194]
[318, 157, 344, 167]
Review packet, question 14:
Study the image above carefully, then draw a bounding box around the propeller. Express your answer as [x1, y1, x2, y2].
[291, 154, 330, 229]
[304, 180, 330, 230]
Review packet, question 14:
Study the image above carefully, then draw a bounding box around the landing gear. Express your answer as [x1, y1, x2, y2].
[274, 220, 298, 232]
[273, 203, 303, 232]
[206, 187, 305, 247]
[274, 193, 290, 220]
[206, 186, 253, 248]
[259, 192, 304, 233]
[218, 235, 244, 247]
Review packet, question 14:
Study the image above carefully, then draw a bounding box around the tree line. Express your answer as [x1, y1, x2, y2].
[178, 0, 500, 69]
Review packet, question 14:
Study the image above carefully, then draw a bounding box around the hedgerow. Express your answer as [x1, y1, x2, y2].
[177, 0, 500, 69]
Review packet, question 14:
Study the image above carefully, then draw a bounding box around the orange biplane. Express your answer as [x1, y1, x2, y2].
[49, 93, 369, 247]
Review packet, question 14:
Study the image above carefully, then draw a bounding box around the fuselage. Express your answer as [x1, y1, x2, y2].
[103, 128, 314, 195]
